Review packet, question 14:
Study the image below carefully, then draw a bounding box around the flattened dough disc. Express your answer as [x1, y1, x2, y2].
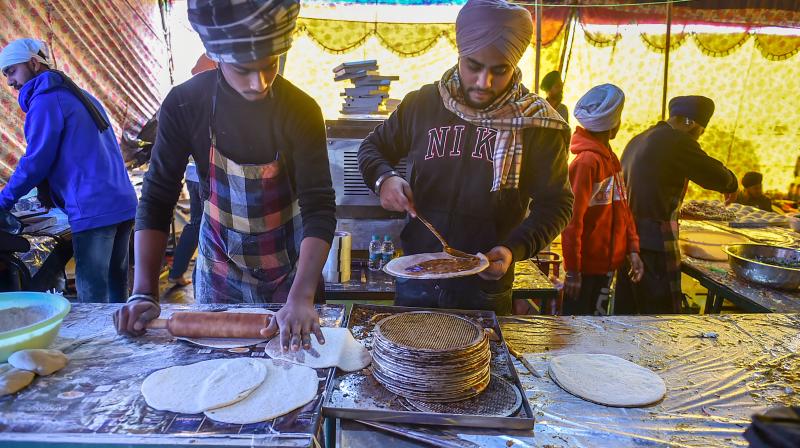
[548, 354, 666, 407]
[204, 359, 318, 424]
[141, 358, 265, 414]
[679, 230, 748, 261]
[264, 327, 371, 372]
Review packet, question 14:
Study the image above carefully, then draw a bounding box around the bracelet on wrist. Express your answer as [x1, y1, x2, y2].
[127, 293, 159, 306]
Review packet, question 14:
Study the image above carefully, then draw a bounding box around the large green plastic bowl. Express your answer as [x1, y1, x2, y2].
[0, 292, 71, 362]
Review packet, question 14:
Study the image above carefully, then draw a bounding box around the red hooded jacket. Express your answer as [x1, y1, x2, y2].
[562, 127, 640, 274]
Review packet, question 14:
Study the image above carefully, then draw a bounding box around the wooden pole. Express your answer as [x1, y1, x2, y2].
[535, 1, 543, 91]
[560, 8, 578, 80]
[661, 0, 673, 121]
[558, 8, 574, 73]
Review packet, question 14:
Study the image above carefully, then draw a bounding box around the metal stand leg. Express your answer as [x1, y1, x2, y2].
[711, 291, 725, 314]
[324, 418, 336, 448]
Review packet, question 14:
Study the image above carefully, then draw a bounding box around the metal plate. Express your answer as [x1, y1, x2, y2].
[322, 304, 535, 430]
[403, 374, 522, 417]
[383, 252, 489, 279]
[372, 312, 491, 402]
[375, 311, 484, 352]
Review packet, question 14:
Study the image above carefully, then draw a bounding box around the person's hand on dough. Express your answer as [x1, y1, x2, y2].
[263, 300, 324, 352]
[478, 246, 512, 281]
[114, 299, 160, 337]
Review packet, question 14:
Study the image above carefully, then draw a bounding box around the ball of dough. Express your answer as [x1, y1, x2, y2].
[9, 349, 68, 376]
[0, 364, 35, 396]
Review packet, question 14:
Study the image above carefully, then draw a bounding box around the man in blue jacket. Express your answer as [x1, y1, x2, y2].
[0, 38, 138, 302]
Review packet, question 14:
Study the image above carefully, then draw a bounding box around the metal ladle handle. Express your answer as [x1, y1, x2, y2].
[416, 214, 449, 251]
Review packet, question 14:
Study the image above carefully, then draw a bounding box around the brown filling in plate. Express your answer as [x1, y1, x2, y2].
[384, 252, 490, 279]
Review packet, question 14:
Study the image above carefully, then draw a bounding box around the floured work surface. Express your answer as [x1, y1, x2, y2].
[0, 303, 346, 447]
[335, 313, 800, 448]
[322, 304, 534, 430]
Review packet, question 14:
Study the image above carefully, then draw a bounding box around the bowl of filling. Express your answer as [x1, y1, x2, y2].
[723, 244, 800, 290]
[0, 292, 71, 362]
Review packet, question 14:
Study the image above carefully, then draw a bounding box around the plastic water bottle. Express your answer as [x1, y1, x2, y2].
[381, 235, 395, 266]
[368, 235, 383, 271]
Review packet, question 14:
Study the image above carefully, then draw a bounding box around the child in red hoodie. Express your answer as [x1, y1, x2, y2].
[561, 84, 643, 315]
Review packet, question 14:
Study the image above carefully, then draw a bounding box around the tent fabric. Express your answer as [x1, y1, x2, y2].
[571, 1, 800, 28]
[0, 0, 169, 185]
[295, 7, 568, 56]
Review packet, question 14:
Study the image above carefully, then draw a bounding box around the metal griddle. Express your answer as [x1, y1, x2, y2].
[321, 304, 535, 430]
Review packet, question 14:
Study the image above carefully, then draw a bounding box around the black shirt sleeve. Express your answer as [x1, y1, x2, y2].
[135, 88, 191, 233]
[681, 137, 738, 194]
[503, 127, 574, 262]
[358, 90, 417, 189]
[286, 101, 337, 244]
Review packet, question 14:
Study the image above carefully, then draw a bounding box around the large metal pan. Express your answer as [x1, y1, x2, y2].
[723, 244, 800, 290]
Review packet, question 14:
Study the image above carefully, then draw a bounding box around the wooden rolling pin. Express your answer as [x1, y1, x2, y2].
[147, 311, 273, 338]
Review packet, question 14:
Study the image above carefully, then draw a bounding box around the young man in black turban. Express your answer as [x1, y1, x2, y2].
[616, 95, 738, 315]
[114, 0, 336, 353]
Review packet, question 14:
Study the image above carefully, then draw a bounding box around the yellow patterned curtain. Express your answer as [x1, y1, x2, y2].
[284, 20, 565, 119]
[669, 37, 800, 200]
[285, 15, 799, 197]
[567, 26, 799, 197]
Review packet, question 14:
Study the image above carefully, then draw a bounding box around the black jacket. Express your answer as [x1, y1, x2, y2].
[621, 122, 738, 251]
[359, 83, 573, 292]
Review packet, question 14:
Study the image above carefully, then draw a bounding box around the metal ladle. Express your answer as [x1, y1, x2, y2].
[416, 214, 477, 260]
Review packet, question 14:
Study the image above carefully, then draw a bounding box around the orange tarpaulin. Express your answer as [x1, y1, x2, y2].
[0, 0, 168, 184]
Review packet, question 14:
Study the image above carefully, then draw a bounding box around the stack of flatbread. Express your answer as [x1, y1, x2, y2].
[371, 311, 491, 402]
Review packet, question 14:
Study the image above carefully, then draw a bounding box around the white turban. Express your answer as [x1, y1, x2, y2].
[0, 38, 50, 72]
[574, 83, 625, 132]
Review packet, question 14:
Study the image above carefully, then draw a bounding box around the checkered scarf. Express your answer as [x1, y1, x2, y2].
[438, 65, 568, 191]
[188, 0, 300, 63]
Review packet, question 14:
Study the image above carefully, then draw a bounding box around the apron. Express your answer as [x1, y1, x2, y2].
[194, 78, 302, 304]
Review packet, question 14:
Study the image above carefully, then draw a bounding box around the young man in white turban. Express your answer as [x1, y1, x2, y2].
[358, 0, 573, 314]
[560, 84, 643, 315]
[0, 38, 137, 302]
[114, 0, 337, 353]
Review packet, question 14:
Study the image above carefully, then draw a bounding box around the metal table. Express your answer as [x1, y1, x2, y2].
[679, 221, 800, 314]
[324, 259, 556, 303]
[335, 313, 800, 447]
[0, 303, 346, 447]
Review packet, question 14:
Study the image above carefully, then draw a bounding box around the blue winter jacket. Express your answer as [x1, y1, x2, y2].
[0, 71, 137, 233]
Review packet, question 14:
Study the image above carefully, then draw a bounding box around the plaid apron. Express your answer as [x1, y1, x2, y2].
[195, 81, 301, 304]
[662, 179, 691, 312]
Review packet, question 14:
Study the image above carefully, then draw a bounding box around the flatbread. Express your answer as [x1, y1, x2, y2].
[384, 252, 489, 279]
[178, 308, 274, 349]
[264, 327, 371, 372]
[548, 354, 666, 407]
[679, 230, 748, 261]
[197, 358, 267, 411]
[204, 359, 318, 424]
[141, 358, 265, 413]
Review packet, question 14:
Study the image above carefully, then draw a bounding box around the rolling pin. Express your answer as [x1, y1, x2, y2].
[147, 311, 273, 338]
